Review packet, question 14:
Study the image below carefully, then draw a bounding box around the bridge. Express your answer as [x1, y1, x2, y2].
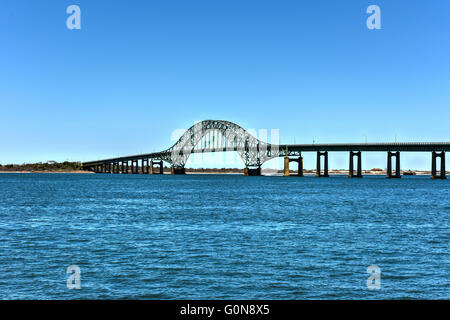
[81, 120, 449, 179]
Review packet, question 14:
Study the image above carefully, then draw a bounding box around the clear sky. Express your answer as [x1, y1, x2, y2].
[1, 0, 449, 170]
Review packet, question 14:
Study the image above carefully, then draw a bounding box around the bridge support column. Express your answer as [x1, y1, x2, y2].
[131, 160, 138, 174]
[150, 161, 164, 174]
[142, 159, 149, 174]
[298, 156, 304, 176]
[244, 166, 261, 176]
[283, 157, 290, 176]
[171, 166, 186, 175]
[316, 151, 329, 177]
[387, 151, 401, 178]
[106, 163, 112, 174]
[284, 156, 303, 177]
[431, 151, 446, 179]
[349, 151, 362, 178]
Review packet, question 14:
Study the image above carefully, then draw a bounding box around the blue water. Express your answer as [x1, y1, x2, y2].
[0, 173, 448, 299]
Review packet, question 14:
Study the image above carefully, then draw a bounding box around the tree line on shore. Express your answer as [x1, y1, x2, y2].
[0, 161, 83, 172]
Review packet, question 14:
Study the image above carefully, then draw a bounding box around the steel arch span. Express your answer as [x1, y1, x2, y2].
[164, 120, 280, 167]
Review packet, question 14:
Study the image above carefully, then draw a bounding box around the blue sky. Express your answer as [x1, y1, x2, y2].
[1, 0, 449, 169]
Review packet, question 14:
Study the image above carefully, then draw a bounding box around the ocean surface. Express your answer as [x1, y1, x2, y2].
[0, 173, 448, 299]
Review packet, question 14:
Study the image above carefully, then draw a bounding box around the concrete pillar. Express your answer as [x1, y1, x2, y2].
[150, 160, 154, 174]
[316, 152, 329, 177]
[298, 156, 304, 176]
[284, 156, 290, 176]
[324, 151, 329, 177]
[159, 161, 164, 174]
[442, 152, 447, 179]
[244, 166, 261, 176]
[395, 151, 401, 178]
[357, 151, 362, 177]
[349, 151, 354, 177]
[431, 151, 446, 179]
[431, 151, 437, 178]
[387, 152, 401, 178]
[171, 167, 186, 175]
[387, 152, 392, 178]
[316, 152, 321, 177]
[349, 151, 362, 178]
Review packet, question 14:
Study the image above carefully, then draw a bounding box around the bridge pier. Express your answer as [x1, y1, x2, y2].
[387, 151, 401, 178]
[431, 151, 446, 179]
[150, 160, 164, 174]
[171, 166, 186, 175]
[142, 159, 149, 174]
[284, 156, 303, 176]
[349, 151, 362, 178]
[244, 166, 261, 176]
[131, 160, 139, 174]
[316, 151, 329, 177]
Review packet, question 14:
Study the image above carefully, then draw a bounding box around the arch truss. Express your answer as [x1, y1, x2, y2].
[163, 120, 281, 167]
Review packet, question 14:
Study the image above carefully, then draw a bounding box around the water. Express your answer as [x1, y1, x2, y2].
[0, 173, 448, 299]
